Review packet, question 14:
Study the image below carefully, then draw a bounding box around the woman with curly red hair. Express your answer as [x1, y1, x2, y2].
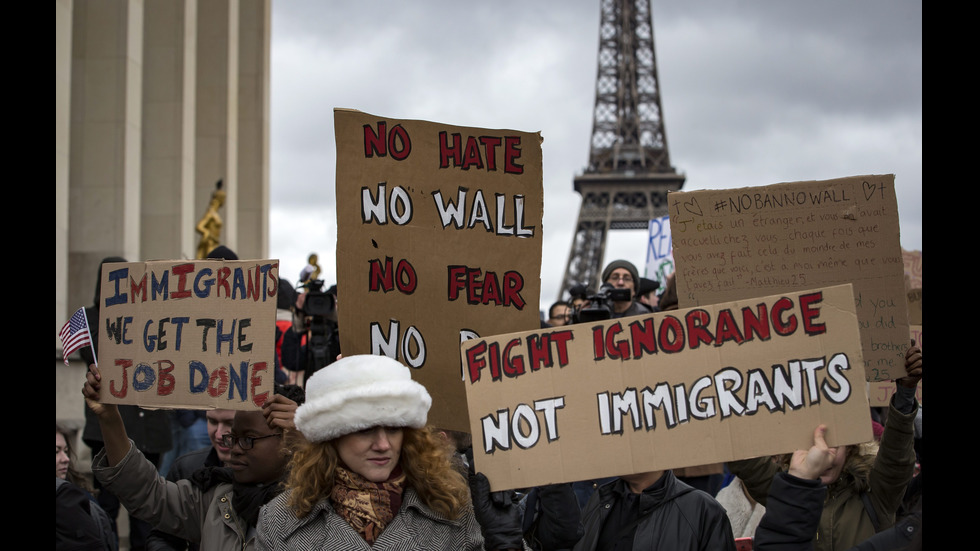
[256, 354, 494, 550]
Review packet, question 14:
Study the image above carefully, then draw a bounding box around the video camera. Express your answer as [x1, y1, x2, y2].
[298, 278, 340, 381]
[298, 278, 335, 320]
[572, 283, 632, 323]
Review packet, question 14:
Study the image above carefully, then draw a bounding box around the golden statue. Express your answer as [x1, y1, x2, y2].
[299, 253, 322, 284]
[196, 180, 226, 259]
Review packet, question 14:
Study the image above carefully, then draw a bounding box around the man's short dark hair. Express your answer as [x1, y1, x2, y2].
[549, 301, 570, 318]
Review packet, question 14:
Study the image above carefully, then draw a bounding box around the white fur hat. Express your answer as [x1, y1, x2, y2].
[294, 354, 431, 443]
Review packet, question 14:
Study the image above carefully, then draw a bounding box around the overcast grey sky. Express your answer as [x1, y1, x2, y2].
[268, 0, 922, 314]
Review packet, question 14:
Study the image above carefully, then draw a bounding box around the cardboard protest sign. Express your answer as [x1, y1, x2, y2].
[867, 322, 922, 407]
[645, 214, 674, 285]
[96, 259, 279, 410]
[462, 283, 871, 491]
[903, 248, 922, 290]
[334, 109, 543, 432]
[669, 175, 908, 381]
[907, 288, 921, 326]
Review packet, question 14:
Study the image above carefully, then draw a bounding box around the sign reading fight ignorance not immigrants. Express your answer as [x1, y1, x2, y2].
[334, 109, 543, 432]
[462, 284, 871, 491]
[97, 259, 279, 410]
[669, 175, 908, 381]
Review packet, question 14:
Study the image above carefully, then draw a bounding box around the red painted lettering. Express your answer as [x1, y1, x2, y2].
[503, 136, 523, 174]
[364, 122, 411, 160]
[502, 338, 525, 377]
[156, 360, 175, 396]
[467, 341, 488, 383]
[771, 297, 798, 336]
[110, 359, 132, 398]
[216, 267, 231, 297]
[130, 274, 148, 303]
[798, 291, 826, 335]
[685, 309, 714, 349]
[171, 263, 195, 299]
[207, 365, 230, 398]
[251, 362, 269, 407]
[605, 322, 628, 359]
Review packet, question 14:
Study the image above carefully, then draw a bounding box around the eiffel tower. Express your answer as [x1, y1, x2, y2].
[559, 0, 685, 298]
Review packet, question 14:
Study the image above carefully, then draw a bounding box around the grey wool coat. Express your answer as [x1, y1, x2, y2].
[93, 441, 259, 550]
[256, 487, 486, 550]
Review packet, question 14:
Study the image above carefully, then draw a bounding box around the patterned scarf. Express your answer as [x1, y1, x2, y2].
[330, 465, 406, 545]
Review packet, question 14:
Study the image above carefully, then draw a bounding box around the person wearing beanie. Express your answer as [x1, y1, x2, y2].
[636, 277, 661, 313]
[257, 354, 521, 550]
[82, 365, 305, 551]
[599, 259, 647, 318]
[206, 245, 239, 261]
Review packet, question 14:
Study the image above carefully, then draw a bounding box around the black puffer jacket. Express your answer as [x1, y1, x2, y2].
[572, 471, 735, 551]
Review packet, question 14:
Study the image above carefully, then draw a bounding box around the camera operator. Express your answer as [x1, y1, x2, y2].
[570, 259, 648, 324]
[600, 259, 647, 318]
[280, 280, 341, 387]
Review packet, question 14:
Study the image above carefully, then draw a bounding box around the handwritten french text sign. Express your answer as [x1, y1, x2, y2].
[334, 109, 543, 432]
[902, 249, 922, 290]
[669, 175, 908, 381]
[867, 324, 922, 407]
[97, 259, 279, 410]
[463, 284, 871, 491]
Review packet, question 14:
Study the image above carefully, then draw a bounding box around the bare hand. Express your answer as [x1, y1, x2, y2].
[263, 393, 298, 432]
[81, 363, 116, 418]
[787, 424, 838, 480]
[898, 344, 922, 389]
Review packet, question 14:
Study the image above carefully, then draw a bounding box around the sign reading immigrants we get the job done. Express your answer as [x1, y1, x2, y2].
[96, 259, 279, 410]
[462, 284, 871, 491]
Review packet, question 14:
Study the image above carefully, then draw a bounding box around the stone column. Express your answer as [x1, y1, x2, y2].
[236, 0, 270, 259]
[67, 0, 144, 318]
[195, 0, 238, 255]
[142, 0, 198, 261]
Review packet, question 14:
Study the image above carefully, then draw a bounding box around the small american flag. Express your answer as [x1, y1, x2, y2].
[60, 307, 94, 366]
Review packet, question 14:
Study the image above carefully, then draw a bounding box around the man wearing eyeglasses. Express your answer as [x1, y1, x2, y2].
[546, 301, 573, 327]
[601, 259, 647, 319]
[84, 369, 305, 550]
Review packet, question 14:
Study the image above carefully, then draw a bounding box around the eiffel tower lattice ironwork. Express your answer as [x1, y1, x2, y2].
[559, 0, 685, 299]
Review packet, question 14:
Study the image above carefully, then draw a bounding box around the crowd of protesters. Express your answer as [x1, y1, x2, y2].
[59, 253, 922, 551]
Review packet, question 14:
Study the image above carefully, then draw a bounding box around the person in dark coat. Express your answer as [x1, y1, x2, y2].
[519, 482, 585, 550]
[571, 469, 736, 551]
[600, 259, 648, 319]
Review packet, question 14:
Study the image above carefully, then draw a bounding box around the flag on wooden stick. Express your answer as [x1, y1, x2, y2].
[59, 307, 94, 366]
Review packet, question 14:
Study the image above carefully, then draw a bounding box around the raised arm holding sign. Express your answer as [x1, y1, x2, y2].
[732, 344, 921, 551]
